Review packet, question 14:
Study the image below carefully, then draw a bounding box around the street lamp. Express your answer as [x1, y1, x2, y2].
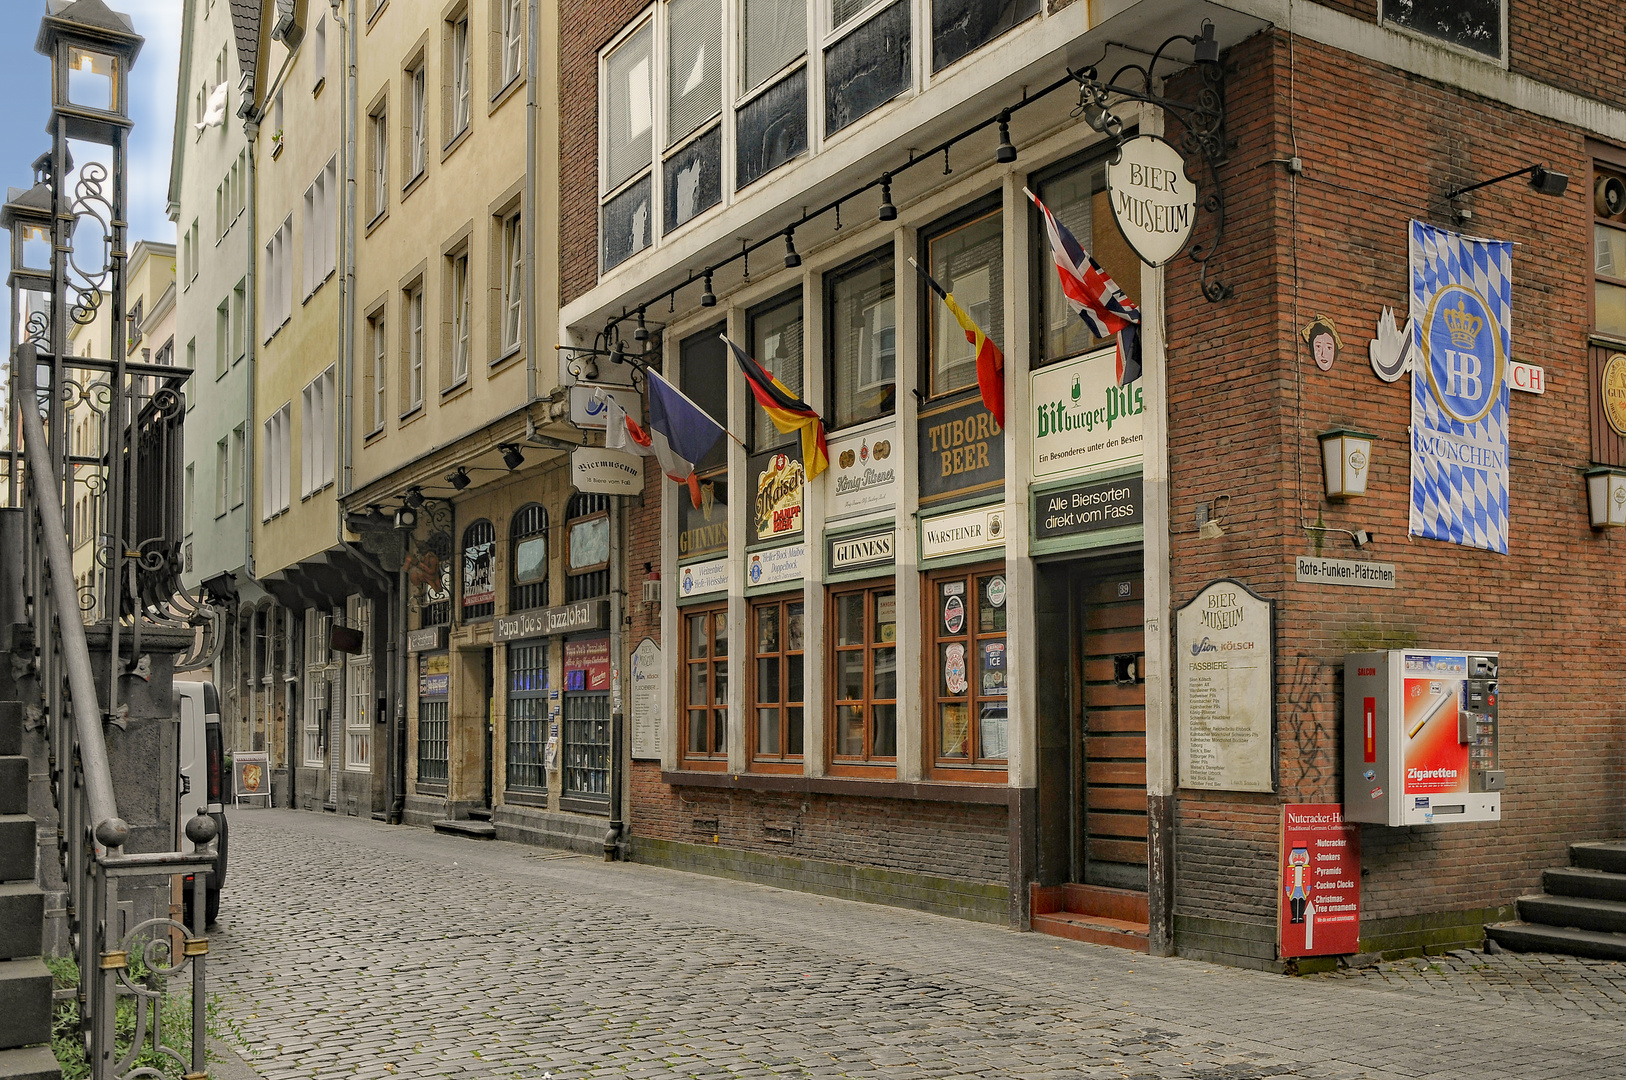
[37, 0, 144, 142]
[1318, 429, 1375, 500]
[1, 183, 54, 292]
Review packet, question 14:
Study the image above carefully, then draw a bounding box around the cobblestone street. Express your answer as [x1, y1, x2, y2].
[210, 811, 1626, 1080]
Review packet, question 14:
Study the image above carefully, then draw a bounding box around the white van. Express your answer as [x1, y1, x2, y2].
[174, 681, 228, 927]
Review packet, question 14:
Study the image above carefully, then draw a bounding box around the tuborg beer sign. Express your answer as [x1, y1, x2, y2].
[1106, 135, 1198, 267]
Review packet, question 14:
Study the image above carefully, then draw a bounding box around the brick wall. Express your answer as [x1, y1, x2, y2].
[630, 764, 1011, 885]
[559, 0, 648, 307]
[1166, 30, 1626, 939]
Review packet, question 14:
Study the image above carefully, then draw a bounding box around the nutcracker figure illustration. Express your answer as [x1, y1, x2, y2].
[1286, 846, 1311, 924]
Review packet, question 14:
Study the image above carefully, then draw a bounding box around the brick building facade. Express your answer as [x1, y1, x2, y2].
[559, 0, 1626, 969]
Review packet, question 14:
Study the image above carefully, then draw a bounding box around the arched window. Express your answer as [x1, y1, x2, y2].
[510, 504, 548, 612]
[564, 493, 610, 601]
[461, 519, 496, 620]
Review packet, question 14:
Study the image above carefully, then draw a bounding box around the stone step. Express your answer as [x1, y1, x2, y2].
[1570, 840, 1626, 875]
[0, 885, 43, 962]
[467, 808, 493, 822]
[432, 819, 496, 839]
[1544, 865, 1626, 903]
[0, 958, 51, 1052]
[0, 1045, 60, 1080]
[0, 760, 25, 816]
[1486, 920, 1626, 962]
[0, 818, 34, 885]
[0, 703, 20, 757]
[1516, 893, 1626, 935]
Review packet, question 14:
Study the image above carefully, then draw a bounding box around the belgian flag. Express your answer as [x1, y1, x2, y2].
[909, 258, 1006, 429]
[723, 336, 830, 480]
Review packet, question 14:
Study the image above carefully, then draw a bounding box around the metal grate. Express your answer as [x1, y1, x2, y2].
[563, 691, 611, 798]
[510, 503, 549, 612]
[418, 698, 449, 785]
[604, 23, 655, 192]
[506, 641, 548, 792]
[668, 0, 721, 146]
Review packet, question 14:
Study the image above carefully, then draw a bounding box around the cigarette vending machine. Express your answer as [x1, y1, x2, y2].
[1344, 651, 1503, 826]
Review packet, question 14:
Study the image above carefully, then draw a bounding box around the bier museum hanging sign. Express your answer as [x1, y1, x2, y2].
[1407, 220, 1512, 554]
[1106, 135, 1199, 266]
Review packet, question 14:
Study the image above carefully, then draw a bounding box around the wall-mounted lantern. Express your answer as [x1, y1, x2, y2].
[1319, 429, 1375, 499]
[1585, 466, 1626, 529]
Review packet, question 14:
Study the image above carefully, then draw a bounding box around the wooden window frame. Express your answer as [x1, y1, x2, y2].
[924, 561, 1009, 782]
[749, 592, 804, 773]
[1592, 151, 1626, 344]
[565, 508, 610, 575]
[682, 602, 729, 771]
[826, 579, 898, 776]
[919, 196, 1002, 401]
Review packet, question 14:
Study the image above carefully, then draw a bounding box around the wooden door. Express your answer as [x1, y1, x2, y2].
[1080, 573, 1148, 890]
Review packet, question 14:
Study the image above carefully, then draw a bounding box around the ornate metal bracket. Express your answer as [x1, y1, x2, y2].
[1071, 21, 1233, 302]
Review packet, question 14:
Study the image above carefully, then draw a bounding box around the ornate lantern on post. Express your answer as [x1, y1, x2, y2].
[37, 0, 143, 143]
[2, 183, 55, 293]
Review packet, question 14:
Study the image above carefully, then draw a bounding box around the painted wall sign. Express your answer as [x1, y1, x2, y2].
[920, 504, 1006, 560]
[571, 445, 646, 496]
[418, 651, 450, 696]
[1031, 347, 1144, 482]
[629, 638, 663, 760]
[1510, 359, 1545, 394]
[406, 626, 445, 652]
[828, 527, 895, 572]
[569, 384, 641, 429]
[1294, 556, 1397, 589]
[677, 473, 728, 557]
[1369, 306, 1415, 382]
[748, 542, 807, 587]
[1033, 475, 1143, 542]
[1301, 315, 1342, 372]
[749, 446, 805, 544]
[678, 557, 729, 598]
[563, 638, 611, 692]
[1106, 134, 1198, 266]
[1408, 221, 1511, 553]
[918, 393, 1004, 506]
[827, 423, 898, 521]
[493, 599, 611, 642]
[1176, 579, 1275, 793]
[1279, 804, 1361, 958]
[1603, 354, 1626, 434]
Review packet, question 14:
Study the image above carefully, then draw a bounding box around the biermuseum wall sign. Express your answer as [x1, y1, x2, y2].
[1176, 579, 1275, 793]
[1106, 134, 1199, 267]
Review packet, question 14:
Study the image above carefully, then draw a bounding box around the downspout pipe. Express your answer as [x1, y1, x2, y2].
[243, 123, 259, 583]
[335, 0, 357, 501]
[524, 0, 538, 404]
[603, 494, 626, 860]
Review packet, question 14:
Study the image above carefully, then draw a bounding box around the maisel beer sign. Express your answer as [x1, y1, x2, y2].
[919, 393, 1004, 505]
[748, 445, 805, 545]
[1106, 135, 1199, 267]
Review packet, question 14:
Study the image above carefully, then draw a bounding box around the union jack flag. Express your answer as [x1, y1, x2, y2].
[1026, 187, 1143, 385]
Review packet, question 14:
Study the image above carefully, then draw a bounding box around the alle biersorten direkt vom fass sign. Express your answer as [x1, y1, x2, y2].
[1030, 347, 1145, 483]
[1176, 579, 1275, 793]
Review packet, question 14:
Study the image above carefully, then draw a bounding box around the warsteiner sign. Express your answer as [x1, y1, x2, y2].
[1106, 135, 1198, 266]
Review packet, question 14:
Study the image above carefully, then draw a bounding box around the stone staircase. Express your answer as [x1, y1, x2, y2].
[0, 700, 61, 1079]
[433, 806, 496, 839]
[1486, 841, 1626, 960]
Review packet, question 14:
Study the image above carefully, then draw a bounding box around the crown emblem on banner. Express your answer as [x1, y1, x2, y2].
[1444, 299, 1483, 348]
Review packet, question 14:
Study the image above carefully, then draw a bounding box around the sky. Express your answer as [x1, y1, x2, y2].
[0, 0, 181, 455]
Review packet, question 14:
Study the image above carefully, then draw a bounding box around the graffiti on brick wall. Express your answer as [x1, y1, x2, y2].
[1282, 654, 1332, 791]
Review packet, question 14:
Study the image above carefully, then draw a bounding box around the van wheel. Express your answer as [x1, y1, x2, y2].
[182, 887, 222, 930]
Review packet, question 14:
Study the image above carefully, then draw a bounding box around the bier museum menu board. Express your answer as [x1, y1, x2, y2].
[1176, 579, 1274, 792]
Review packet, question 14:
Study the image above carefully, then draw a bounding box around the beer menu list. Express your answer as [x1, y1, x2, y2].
[1176, 580, 1274, 792]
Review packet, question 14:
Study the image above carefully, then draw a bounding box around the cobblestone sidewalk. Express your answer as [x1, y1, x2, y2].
[208, 811, 1626, 1080]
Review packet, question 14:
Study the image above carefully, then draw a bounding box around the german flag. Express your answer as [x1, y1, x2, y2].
[909, 258, 1005, 429]
[723, 336, 830, 480]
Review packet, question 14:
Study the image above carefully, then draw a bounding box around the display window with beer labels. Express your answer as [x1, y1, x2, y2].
[926, 564, 1009, 778]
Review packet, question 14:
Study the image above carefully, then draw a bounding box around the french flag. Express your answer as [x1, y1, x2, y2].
[1026, 187, 1143, 386]
[599, 372, 727, 505]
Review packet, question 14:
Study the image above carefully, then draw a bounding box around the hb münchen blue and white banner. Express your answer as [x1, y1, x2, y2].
[1408, 220, 1512, 554]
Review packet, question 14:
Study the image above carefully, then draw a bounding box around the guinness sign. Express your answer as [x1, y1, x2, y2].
[828, 527, 895, 572]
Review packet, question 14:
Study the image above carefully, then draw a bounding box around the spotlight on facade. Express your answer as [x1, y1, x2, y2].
[1529, 166, 1569, 196]
[448, 467, 471, 491]
[784, 228, 801, 268]
[1586, 466, 1626, 528]
[995, 112, 1016, 164]
[500, 443, 525, 471]
[634, 307, 649, 342]
[878, 174, 897, 221]
[393, 507, 417, 531]
[1318, 429, 1375, 499]
[404, 486, 424, 509]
